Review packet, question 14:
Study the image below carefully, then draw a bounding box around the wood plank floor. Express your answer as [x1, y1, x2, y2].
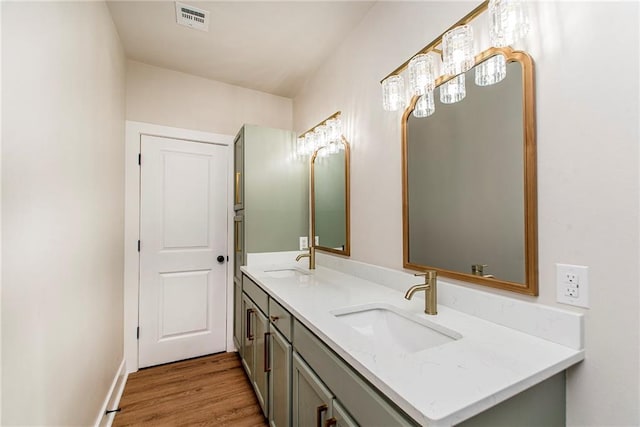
[113, 352, 268, 426]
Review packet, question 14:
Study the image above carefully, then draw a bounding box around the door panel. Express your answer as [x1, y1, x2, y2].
[242, 294, 255, 378]
[162, 152, 211, 248]
[159, 270, 210, 338]
[139, 135, 228, 368]
[254, 308, 269, 417]
[269, 328, 292, 427]
[292, 353, 333, 427]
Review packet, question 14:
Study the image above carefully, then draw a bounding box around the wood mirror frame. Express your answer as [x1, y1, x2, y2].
[311, 137, 351, 257]
[402, 47, 538, 295]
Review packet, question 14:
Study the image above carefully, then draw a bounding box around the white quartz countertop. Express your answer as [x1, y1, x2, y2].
[241, 262, 584, 426]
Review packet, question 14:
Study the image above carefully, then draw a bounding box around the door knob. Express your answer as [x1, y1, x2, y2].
[217, 255, 225, 263]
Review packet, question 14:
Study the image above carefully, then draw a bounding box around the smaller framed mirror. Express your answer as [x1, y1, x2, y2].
[311, 138, 350, 256]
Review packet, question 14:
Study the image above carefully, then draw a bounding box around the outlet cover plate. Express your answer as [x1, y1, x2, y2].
[299, 236, 308, 250]
[556, 263, 589, 308]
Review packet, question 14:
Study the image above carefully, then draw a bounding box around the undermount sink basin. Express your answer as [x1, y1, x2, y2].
[332, 303, 461, 353]
[263, 268, 310, 279]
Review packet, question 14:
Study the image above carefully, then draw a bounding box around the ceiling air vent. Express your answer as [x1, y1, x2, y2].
[175, 2, 209, 32]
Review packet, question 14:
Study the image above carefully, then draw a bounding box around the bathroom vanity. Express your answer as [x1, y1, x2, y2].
[235, 254, 584, 426]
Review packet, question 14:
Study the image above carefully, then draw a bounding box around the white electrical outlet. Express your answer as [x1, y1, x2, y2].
[315, 236, 319, 245]
[556, 263, 589, 308]
[299, 236, 308, 250]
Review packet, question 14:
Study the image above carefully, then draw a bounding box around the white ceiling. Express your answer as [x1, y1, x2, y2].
[107, 1, 376, 98]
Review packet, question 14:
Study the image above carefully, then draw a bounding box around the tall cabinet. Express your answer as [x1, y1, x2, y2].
[233, 124, 308, 424]
[233, 124, 307, 350]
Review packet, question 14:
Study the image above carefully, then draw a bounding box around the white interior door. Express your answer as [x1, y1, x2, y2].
[139, 135, 228, 368]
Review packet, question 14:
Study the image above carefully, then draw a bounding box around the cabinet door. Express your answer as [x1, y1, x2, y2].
[254, 308, 270, 417]
[241, 294, 255, 378]
[327, 399, 358, 427]
[234, 129, 244, 210]
[234, 214, 244, 281]
[233, 279, 242, 355]
[269, 328, 292, 427]
[293, 353, 333, 427]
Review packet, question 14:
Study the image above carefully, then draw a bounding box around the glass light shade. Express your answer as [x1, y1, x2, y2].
[304, 132, 316, 155]
[413, 91, 435, 118]
[440, 75, 466, 104]
[328, 141, 340, 154]
[408, 54, 436, 96]
[489, 0, 529, 47]
[475, 55, 507, 86]
[326, 118, 342, 143]
[382, 75, 406, 111]
[296, 136, 306, 158]
[314, 125, 328, 150]
[442, 25, 475, 76]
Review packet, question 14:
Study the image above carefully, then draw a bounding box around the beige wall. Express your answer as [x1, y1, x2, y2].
[293, 2, 639, 426]
[1, 2, 126, 425]
[126, 60, 293, 135]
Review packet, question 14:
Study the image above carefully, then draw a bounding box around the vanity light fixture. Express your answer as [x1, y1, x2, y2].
[380, 0, 529, 115]
[297, 111, 344, 158]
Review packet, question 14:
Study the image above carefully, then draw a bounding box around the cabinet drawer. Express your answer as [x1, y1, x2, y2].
[294, 320, 417, 427]
[269, 298, 292, 342]
[243, 275, 268, 315]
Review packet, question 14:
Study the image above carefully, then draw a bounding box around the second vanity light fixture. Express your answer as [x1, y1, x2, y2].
[381, 0, 529, 117]
[296, 111, 344, 158]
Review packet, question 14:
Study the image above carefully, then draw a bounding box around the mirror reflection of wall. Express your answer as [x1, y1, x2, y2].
[405, 56, 531, 285]
[314, 149, 346, 250]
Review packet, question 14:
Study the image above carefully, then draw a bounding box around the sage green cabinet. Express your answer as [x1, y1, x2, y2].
[241, 292, 270, 418]
[293, 319, 416, 427]
[254, 307, 270, 416]
[269, 327, 291, 427]
[292, 352, 333, 427]
[233, 124, 308, 274]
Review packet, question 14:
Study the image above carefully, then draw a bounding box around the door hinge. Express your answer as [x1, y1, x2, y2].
[138, 153, 141, 165]
[136, 326, 140, 340]
[227, 255, 229, 262]
[137, 240, 140, 252]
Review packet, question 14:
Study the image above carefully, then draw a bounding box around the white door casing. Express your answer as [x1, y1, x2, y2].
[138, 135, 227, 368]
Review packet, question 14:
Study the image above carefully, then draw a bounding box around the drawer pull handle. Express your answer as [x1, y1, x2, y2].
[264, 332, 271, 372]
[325, 418, 337, 427]
[316, 404, 328, 427]
[246, 308, 254, 340]
[270, 315, 280, 322]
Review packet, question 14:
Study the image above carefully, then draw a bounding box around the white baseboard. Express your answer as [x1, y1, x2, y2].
[95, 359, 128, 427]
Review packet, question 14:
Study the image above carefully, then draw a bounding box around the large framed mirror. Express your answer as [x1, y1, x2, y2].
[402, 47, 537, 295]
[311, 138, 350, 256]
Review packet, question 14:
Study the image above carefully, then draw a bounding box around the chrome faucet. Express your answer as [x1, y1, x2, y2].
[404, 271, 437, 315]
[295, 246, 315, 270]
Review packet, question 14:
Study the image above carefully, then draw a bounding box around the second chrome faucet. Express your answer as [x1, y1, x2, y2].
[405, 270, 438, 315]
